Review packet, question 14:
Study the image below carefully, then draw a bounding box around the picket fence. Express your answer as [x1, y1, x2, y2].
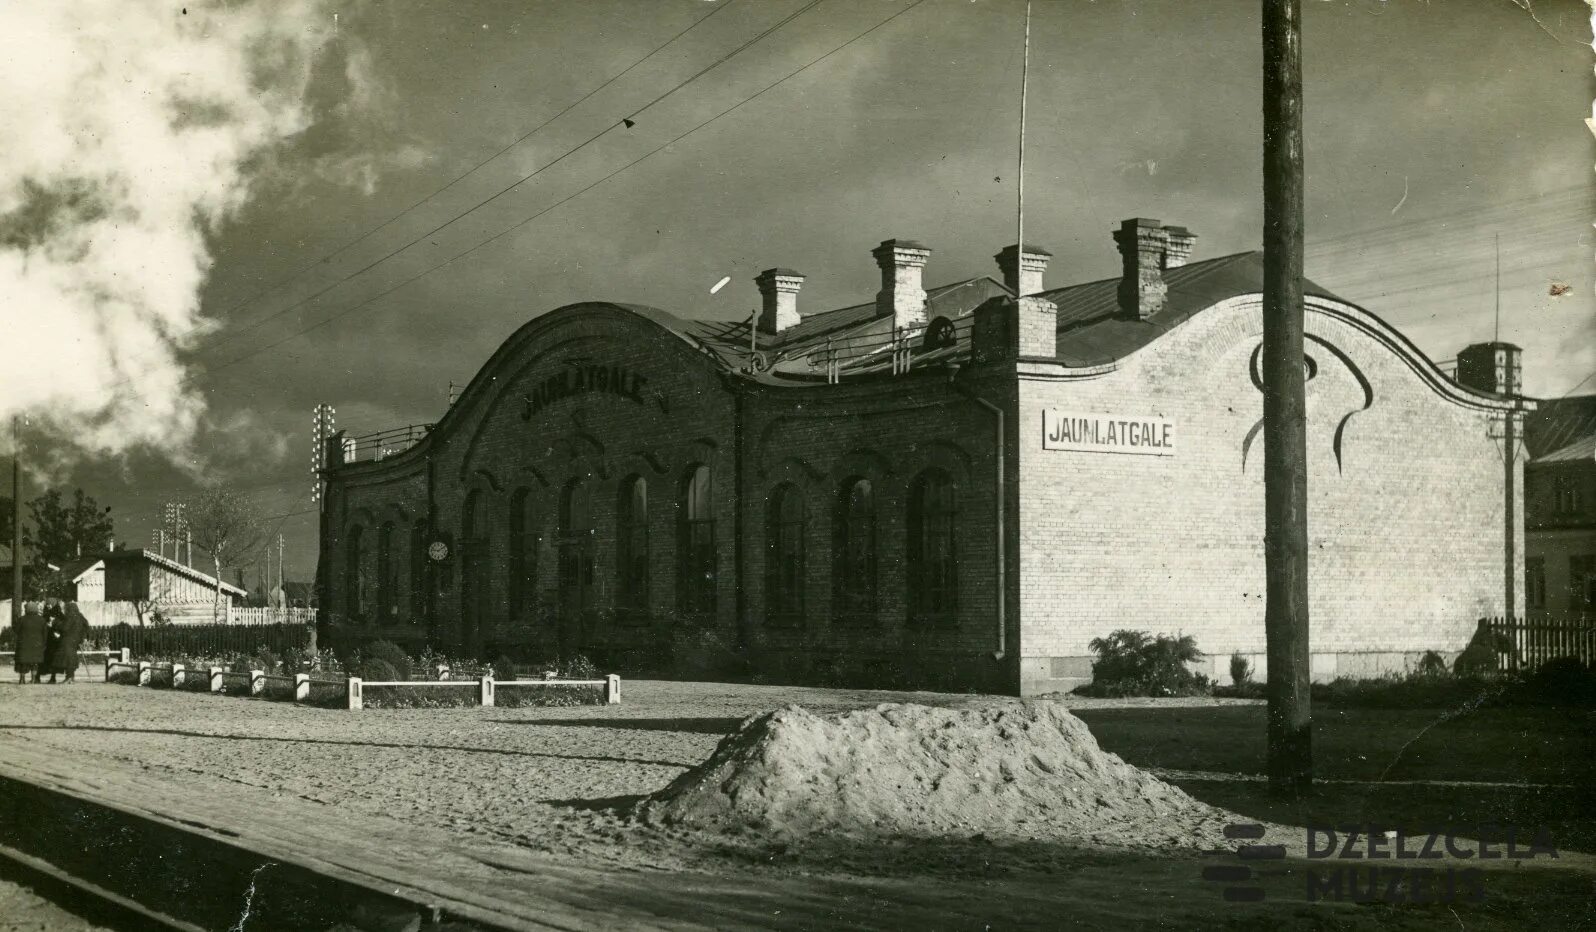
[1481, 613, 1596, 672]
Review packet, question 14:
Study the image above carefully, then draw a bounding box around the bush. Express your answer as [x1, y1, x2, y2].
[1502, 658, 1596, 706]
[1415, 650, 1448, 677]
[1074, 630, 1210, 698]
[357, 659, 399, 683]
[252, 649, 281, 676]
[363, 640, 414, 681]
[1453, 620, 1512, 677]
[1229, 652, 1252, 687]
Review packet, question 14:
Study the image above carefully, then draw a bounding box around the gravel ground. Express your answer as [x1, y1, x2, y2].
[0, 682, 1265, 878]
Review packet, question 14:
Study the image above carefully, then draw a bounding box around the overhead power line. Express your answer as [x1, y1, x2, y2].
[192, 0, 824, 363]
[74, 0, 742, 391]
[201, 0, 933, 375]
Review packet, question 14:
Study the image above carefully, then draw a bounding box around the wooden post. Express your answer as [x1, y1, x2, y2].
[171, 663, 185, 689]
[1262, 0, 1312, 795]
[604, 674, 621, 705]
[209, 667, 224, 693]
[347, 677, 363, 711]
[294, 673, 310, 702]
[479, 675, 494, 708]
[137, 661, 151, 687]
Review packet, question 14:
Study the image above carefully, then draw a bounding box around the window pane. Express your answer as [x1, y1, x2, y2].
[835, 479, 877, 619]
[909, 471, 958, 622]
[618, 477, 649, 617]
[767, 485, 805, 624]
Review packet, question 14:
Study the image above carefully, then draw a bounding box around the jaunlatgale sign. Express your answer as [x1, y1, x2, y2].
[1042, 410, 1176, 456]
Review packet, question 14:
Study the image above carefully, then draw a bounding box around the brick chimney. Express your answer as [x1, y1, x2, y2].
[1113, 218, 1170, 320]
[995, 244, 1052, 296]
[1455, 342, 1523, 396]
[873, 239, 931, 330]
[755, 268, 805, 333]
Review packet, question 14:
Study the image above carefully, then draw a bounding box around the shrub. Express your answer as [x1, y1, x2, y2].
[1229, 652, 1252, 687]
[357, 659, 399, 683]
[1503, 658, 1596, 706]
[364, 640, 414, 680]
[1075, 630, 1210, 698]
[252, 649, 281, 676]
[1453, 620, 1512, 677]
[1415, 650, 1449, 677]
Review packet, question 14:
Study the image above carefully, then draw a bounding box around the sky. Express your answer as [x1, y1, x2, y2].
[2, 0, 1592, 585]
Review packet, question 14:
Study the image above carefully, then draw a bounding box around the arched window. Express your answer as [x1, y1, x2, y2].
[461, 491, 492, 652]
[834, 478, 877, 621]
[409, 523, 427, 623]
[344, 524, 366, 622]
[376, 522, 398, 625]
[765, 484, 805, 625]
[508, 489, 539, 617]
[558, 478, 595, 617]
[678, 464, 716, 615]
[616, 476, 649, 621]
[908, 469, 959, 623]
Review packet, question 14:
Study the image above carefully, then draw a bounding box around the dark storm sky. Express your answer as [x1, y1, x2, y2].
[45, 0, 1596, 582]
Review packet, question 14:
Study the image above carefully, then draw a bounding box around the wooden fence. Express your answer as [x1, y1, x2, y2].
[1483, 613, 1596, 672]
[101, 655, 621, 711]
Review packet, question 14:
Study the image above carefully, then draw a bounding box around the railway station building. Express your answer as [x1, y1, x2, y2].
[318, 219, 1527, 694]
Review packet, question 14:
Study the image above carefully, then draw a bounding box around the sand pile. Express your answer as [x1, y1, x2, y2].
[639, 702, 1237, 849]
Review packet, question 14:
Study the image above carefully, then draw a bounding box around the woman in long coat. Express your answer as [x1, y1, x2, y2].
[54, 602, 88, 683]
[12, 602, 47, 684]
[40, 599, 63, 684]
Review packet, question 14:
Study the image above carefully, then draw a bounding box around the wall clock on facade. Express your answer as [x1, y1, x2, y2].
[427, 540, 450, 562]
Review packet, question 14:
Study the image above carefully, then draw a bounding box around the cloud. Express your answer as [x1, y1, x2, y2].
[0, 0, 389, 462]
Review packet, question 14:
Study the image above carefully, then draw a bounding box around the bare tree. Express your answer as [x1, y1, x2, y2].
[185, 489, 265, 624]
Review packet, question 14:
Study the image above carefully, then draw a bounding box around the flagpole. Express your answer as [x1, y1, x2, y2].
[1017, 0, 1032, 292]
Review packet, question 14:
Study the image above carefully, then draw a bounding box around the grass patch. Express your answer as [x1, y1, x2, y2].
[1074, 703, 1596, 854]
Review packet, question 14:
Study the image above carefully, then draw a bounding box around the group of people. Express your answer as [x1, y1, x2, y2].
[11, 600, 88, 684]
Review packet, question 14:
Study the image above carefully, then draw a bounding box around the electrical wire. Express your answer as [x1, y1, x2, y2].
[201, 0, 933, 374]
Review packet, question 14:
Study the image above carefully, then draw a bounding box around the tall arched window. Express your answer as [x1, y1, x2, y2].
[409, 523, 427, 623]
[461, 491, 492, 652]
[908, 469, 959, 623]
[678, 464, 716, 615]
[508, 489, 539, 617]
[834, 478, 877, 621]
[616, 476, 649, 621]
[376, 522, 398, 626]
[765, 484, 805, 626]
[558, 478, 595, 618]
[345, 524, 366, 622]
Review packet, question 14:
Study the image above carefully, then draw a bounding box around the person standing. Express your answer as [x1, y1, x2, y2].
[12, 602, 46, 684]
[55, 602, 87, 684]
[40, 599, 63, 685]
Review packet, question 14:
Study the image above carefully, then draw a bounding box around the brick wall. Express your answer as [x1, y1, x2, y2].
[324, 305, 1014, 690]
[1015, 295, 1522, 694]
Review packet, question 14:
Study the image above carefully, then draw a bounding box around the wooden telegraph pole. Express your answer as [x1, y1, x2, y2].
[10, 417, 20, 624]
[1262, 0, 1312, 794]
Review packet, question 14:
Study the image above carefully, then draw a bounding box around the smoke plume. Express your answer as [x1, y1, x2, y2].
[0, 1, 378, 459]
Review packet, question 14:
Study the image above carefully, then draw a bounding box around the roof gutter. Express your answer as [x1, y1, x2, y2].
[949, 364, 1005, 661]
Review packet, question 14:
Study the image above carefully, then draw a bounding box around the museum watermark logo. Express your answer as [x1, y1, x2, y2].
[1205, 823, 1559, 905]
[1201, 823, 1282, 901]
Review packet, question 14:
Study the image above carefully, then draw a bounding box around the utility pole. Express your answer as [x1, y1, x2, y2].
[10, 416, 21, 624]
[1262, 0, 1312, 795]
[277, 532, 284, 593]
